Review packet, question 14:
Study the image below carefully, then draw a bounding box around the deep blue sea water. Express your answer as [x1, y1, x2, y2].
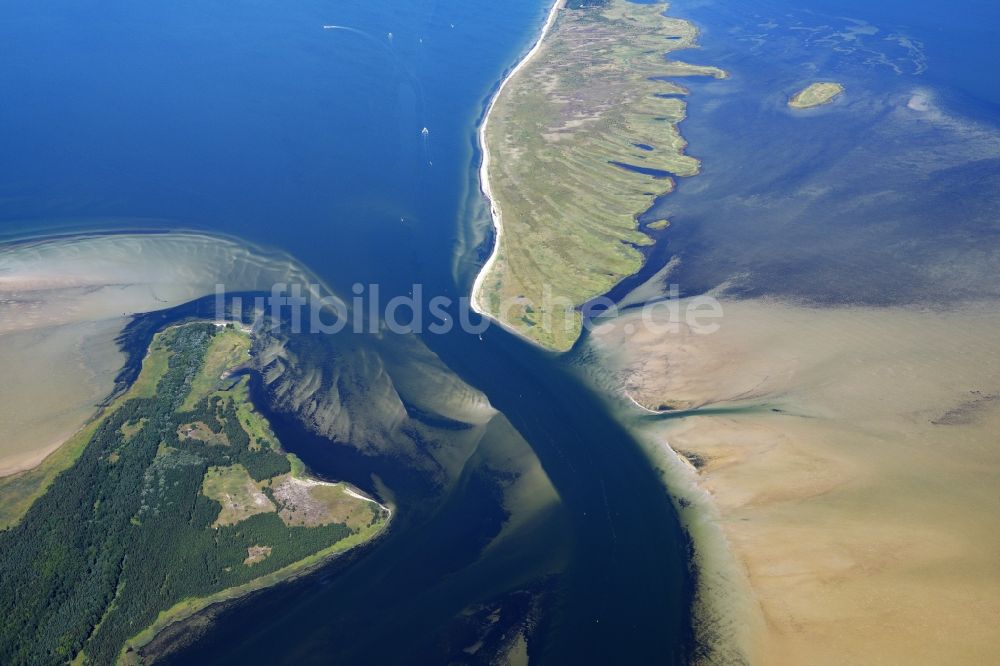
[2, 0, 699, 662]
[0, 0, 549, 301]
[2, 0, 998, 662]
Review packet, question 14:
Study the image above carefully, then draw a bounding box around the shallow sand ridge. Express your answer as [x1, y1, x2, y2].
[0, 232, 319, 478]
[588, 298, 1000, 663]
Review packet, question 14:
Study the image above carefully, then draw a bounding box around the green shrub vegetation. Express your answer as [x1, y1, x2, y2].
[0, 323, 373, 665]
[476, 0, 726, 350]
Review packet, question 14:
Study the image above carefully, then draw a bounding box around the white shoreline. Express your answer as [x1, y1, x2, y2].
[625, 392, 666, 415]
[286, 475, 393, 517]
[469, 0, 565, 320]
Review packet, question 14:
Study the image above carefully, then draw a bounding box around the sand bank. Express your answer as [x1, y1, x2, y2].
[0, 232, 320, 477]
[0, 319, 125, 477]
[588, 298, 1000, 663]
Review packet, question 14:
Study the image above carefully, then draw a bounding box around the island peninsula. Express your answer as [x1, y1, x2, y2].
[473, 0, 725, 351]
[0, 322, 388, 665]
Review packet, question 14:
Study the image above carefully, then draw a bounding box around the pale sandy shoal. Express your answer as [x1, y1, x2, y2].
[0, 231, 327, 478]
[590, 299, 1000, 664]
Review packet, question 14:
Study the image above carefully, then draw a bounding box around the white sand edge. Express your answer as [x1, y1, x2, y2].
[469, 0, 565, 321]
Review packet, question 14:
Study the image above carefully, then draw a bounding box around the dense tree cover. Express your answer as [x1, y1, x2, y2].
[0, 324, 350, 665]
[175, 395, 291, 481]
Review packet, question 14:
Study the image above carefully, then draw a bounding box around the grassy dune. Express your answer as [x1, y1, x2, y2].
[201, 464, 277, 526]
[477, 0, 725, 350]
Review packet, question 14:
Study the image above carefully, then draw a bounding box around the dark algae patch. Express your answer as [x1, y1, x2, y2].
[0, 322, 383, 665]
[676, 449, 708, 470]
[931, 391, 998, 426]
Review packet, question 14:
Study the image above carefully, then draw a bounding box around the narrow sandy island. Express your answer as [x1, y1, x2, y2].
[470, 0, 565, 350]
[589, 298, 1000, 663]
[472, 0, 725, 350]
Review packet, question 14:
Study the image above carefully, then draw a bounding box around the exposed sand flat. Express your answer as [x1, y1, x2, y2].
[588, 299, 1000, 664]
[0, 319, 124, 477]
[0, 233, 326, 334]
[0, 232, 320, 477]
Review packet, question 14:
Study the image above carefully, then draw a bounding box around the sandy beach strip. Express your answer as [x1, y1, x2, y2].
[470, 0, 565, 318]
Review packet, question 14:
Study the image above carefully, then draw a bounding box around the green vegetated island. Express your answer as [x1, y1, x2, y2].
[788, 82, 844, 109]
[474, 0, 726, 350]
[0, 322, 389, 665]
